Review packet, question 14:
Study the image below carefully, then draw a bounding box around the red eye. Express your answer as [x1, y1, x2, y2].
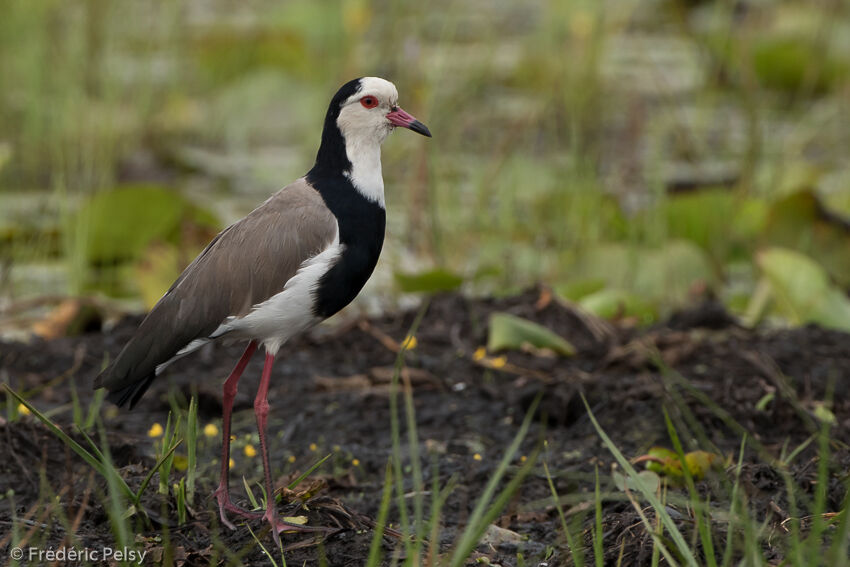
[360, 96, 379, 109]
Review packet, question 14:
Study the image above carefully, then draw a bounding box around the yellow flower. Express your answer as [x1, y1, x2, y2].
[352, 458, 360, 467]
[173, 455, 188, 471]
[401, 335, 418, 350]
[309, 443, 318, 452]
[229, 458, 235, 469]
[520, 455, 527, 463]
[473, 453, 483, 461]
[203, 423, 219, 438]
[473, 347, 487, 361]
[244, 444, 257, 458]
[288, 455, 297, 463]
[17, 403, 30, 416]
[490, 356, 507, 369]
[147, 423, 164, 438]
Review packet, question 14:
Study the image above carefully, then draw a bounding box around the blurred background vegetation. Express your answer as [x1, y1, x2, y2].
[1, 0, 850, 335]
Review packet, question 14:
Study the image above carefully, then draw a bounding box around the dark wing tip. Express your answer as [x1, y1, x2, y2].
[102, 372, 157, 410]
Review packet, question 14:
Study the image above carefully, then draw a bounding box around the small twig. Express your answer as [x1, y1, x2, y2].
[358, 320, 403, 353]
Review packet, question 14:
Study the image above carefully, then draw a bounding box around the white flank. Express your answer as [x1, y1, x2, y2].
[210, 227, 343, 355]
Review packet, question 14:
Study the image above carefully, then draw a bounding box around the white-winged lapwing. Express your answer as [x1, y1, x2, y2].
[95, 77, 431, 542]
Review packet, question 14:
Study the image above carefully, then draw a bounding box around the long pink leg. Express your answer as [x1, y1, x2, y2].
[213, 340, 260, 529]
[253, 352, 329, 545]
[254, 352, 281, 545]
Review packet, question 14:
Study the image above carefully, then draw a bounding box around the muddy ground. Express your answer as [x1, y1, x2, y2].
[1, 289, 849, 566]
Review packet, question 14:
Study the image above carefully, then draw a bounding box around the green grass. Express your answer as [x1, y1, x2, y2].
[4, 354, 849, 565]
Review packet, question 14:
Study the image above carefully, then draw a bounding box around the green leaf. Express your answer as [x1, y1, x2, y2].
[487, 312, 576, 356]
[612, 469, 660, 493]
[756, 247, 850, 331]
[554, 278, 606, 302]
[394, 268, 463, 293]
[574, 240, 715, 311]
[76, 184, 218, 264]
[762, 190, 850, 287]
[663, 188, 743, 262]
[577, 288, 656, 324]
[752, 36, 847, 94]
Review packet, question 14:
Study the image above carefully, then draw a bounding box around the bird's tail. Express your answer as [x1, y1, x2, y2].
[95, 369, 156, 409]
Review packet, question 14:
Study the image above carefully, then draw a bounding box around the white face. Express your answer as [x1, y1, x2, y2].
[336, 77, 399, 146]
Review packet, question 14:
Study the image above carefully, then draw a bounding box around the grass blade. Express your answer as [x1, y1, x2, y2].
[136, 437, 183, 501]
[186, 395, 198, 505]
[663, 407, 717, 567]
[4, 384, 135, 501]
[366, 461, 395, 567]
[448, 395, 540, 567]
[286, 453, 332, 490]
[543, 460, 584, 567]
[581, 393, 698, 567]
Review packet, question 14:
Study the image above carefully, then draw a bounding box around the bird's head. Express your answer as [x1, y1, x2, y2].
[311, 77, 430, 197]
[334, 77, 431, 146]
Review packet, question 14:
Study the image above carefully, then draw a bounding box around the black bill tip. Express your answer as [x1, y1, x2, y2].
[409, 120, 432, 138]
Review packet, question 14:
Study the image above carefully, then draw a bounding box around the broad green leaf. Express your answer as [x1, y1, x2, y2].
[77, 184, 218, 263]
[554, 278, 606, 302]
[663, 188, 740, 261]
[762, 190, 850, 286]
[575, 240, 715, 312]
[612, 469, 660, 493]
[577, 288, 656, 324]
[756, 248, 850, 331]
[487, 312, 576, 356]
[394, 268, 463, 293]
[752, 36, 847, 94]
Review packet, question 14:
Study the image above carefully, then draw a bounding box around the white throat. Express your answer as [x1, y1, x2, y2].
[342, 131, 386, 207]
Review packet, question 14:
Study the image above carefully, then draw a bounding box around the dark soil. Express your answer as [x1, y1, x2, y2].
[1, 288, 849, 566]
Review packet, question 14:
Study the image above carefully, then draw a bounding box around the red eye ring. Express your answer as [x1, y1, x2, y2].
[360, 96, 379, 109]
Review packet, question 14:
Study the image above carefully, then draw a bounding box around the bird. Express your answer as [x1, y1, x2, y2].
[94, 77, 431, 543]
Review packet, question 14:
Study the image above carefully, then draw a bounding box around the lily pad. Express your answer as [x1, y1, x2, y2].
[762, 190, 850, 287]
[574, 240, 716, 312]
[662, 188, 765, 263]
[487, 312, 576, 356]
[756, 248, 850, 332]
[76, 184, 219, 264]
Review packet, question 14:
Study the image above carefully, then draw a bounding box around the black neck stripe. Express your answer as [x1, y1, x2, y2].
[309, 78, 364, 179]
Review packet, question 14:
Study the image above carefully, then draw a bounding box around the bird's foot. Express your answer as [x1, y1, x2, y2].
[262, 508, 335, 548]
[214, 486, 263, 530]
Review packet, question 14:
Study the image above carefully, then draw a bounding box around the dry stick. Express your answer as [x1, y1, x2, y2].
[358, 320, 405, 353]
[19, 485, 71, 548]
[20, 343, 87, 398]
[0, 500, 42, 549]
[70, 470, 96, 534]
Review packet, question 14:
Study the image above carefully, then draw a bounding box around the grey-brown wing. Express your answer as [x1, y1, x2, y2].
[96, 178, 337, 406]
